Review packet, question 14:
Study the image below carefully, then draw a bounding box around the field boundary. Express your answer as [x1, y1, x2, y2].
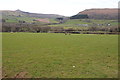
[0, 10, 2, 79]
[50, 31, 120, 35]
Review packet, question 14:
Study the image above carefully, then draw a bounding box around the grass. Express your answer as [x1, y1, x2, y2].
[2, 33, 118, 78]
[48, 19, 118, 28]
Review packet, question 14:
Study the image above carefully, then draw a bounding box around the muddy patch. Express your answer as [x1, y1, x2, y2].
[14, 72, 28, 78]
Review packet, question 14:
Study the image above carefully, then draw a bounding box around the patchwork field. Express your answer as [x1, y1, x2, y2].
[2, 33, 118, 78]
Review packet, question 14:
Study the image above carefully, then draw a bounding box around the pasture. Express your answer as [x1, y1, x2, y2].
[2, 33, 118, 78]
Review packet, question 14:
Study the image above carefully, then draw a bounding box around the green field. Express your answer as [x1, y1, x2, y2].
[48, 19, 118, 31]
[2, 33, 118, 78]
[49, 19, 118, 27]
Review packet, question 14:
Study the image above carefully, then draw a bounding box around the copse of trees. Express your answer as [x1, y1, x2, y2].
[18, 20, 26, 23]
[56, 18, 63, 21]
[56, 17, 69, 23]
[56, 18, 63, 23]
[70, 14, 89, 19]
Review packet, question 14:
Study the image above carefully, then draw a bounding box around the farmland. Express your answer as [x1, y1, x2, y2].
[48, 19, 118, 29]
[2, 10, 119, 34]
[2, 33, 118, 78]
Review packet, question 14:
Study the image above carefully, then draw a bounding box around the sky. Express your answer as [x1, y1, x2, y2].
[0, 0, 119, 16]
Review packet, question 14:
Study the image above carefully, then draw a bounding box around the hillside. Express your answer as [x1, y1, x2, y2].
[1, 10, 65, 23]
[1, 9, 65, 18]
[78, 8, 118, 19]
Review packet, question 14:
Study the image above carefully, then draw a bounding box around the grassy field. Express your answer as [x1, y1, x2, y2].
[49, 19, 118, 29]
[2, 33, 118, 78]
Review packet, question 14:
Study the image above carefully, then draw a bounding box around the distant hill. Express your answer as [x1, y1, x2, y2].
[78, 8, 118, 19]
[1, 9, 65, 19]
[0, 10, 65, 23]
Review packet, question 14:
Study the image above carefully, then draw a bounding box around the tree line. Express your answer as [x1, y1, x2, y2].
[1, 22, 120, 34]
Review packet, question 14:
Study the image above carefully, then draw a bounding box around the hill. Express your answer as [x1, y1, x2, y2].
[78, 8, 118, 19]
[1, 9, 65, 19]
[1, 10, 65, 23]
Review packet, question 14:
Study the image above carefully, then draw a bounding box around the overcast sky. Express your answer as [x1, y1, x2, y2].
[0, 0, 119, 16]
